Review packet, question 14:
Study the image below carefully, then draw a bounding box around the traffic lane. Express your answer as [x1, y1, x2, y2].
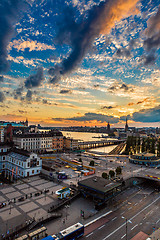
[82, 189, 160, 240]
[83, 194, 160, 240]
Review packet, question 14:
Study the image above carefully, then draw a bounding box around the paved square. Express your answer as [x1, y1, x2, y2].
[0, 196, 6, 202]
[28, 208, 48, 220]
[19, 202, 39, 213]
[0, 208, 21, 221]
[16, 184, 29, 190]
[35, 196, 54, 205]
[6, 191, 22, 199]
[21, 187, 37, 194]
[0, 187, 15, 194]
[30, 179, 48, 186]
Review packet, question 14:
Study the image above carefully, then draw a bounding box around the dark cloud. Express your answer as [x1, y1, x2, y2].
[144, 6, 160, 51]
[67, 112, 119, 123]
[101, 106, 115, 110]
[48, 0, 139, 83]
[0, 0, 26, 74]
[120, 83, 129, 91]
[0, 92, 5, 102]
[0, 76, 4, 82]
[25, 67, 44, 88]
[60, 89, 72, 94]
[116, 48, 131, 58]
[18, 110, 27, 114]
[132, 106, 160, 122]
[13, 86, 24, 99]
[108, 82, 130, 93]
[42, 99, 51, 105]
[143, 6, 160, 65]
[142, 52, 157, 65]
[26, 90, 32, 102]
[116, 39, 138, 59]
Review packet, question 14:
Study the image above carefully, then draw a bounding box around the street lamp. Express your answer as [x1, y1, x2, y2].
[121, 216, 132, 240]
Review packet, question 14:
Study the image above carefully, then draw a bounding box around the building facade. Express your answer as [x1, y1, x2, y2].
[13, 130, 63, 152]
[0, 144, 42, 180]
[63, 137, 79, 150]
[129, 153, 160, 167]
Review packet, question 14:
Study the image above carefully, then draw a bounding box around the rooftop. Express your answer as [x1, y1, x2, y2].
[13, 130, 63, 138]
[78, 176, 121, 194]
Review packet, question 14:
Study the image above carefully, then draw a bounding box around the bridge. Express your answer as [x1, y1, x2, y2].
[78, 139, 125, 150]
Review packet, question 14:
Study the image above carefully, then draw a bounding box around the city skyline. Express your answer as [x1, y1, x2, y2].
[0, 0, 160, 127]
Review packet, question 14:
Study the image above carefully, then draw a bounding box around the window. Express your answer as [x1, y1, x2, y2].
[37, 161, 39, 166]
[32, 170, 34, 174]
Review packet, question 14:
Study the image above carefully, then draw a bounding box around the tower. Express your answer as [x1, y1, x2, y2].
[25, 118, 28, 127]
[125, 117, 128, 132]
[107, 122, 110, 133]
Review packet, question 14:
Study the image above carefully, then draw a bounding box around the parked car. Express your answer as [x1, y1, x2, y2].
[18, 197, 25, 202]
[0, 203, 6, 208]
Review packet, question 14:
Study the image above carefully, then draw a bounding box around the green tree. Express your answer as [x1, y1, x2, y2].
[79, 158, 82, 162]
[102, 172, 108, 179]
[116, 166, 122, 175]
[89, 160, 95, 166]
[109, 170, 115, 178]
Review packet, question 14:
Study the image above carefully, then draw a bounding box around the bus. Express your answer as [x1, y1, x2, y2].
[42, 223, 84, 240]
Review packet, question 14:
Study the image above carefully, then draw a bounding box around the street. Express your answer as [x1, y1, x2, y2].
[82, 183, 160, 240]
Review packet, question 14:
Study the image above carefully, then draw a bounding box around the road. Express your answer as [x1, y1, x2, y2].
[82, 184, 160, 240]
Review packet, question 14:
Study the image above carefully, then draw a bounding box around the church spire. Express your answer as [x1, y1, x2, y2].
[125, 117, 128, 132]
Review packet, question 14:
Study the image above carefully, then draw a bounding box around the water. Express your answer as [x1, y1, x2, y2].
[62, 131, 117, 154]
[39, 129, 117, 154]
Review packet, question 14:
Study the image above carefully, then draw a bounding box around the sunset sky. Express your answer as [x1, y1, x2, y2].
[0, 0, 160, 127]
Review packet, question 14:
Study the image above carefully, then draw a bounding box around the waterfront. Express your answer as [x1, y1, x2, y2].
[62, 131, 117, 154]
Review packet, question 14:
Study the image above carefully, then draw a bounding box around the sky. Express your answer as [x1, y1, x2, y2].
[0, 0, 160, 127]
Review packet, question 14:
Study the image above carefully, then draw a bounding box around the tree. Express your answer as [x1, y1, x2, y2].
[116, 166, 122, 175]
[89, 160, 94, 166]
[109, 170, 115, 178]
[79, 158, 82, 162]
[102, 172, 108, 179]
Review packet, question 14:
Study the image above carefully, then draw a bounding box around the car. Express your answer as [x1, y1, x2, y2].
[18, 197, 25, 202]
[0, 203, 6, 209]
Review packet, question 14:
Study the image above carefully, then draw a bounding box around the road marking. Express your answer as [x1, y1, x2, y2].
[121, 234, 126, 239]
[86, 232, 93, 238]
[156, 219, 160, 224]
[84, 210, 112, 227]
[112, 217, 117, 221]
[134, 203, 138, 206]
[102, 195, 160, 240]
[98, 225, 105, 230]
[128, 207, 132, 210]
[120, 211, 125, 215]
[131, 224, 138, 231]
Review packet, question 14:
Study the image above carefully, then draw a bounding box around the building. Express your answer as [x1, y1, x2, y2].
[0, 126, 5, 142]
[129, 153, 160, 167]
[78, 176, 122, 208]
[0, 143, 42, 180]
[125, 117, 129, 132]
[52, 135, 64, 151]
[107, 122, 110, 133]
[63, 137, 79, 150]
[13, 130, 63, 153]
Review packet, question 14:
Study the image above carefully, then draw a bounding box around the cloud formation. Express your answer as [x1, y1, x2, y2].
[144, 6, 160, 51]
[26, 90, 32, 102]
[9, 39, 55, 52]
[132, 106, 160, 122]
[25, 67, 44, 88]
[0, 92, 5, 102]
[60, 89, 72, 94]
[49, 0, 139, 83]
[67, 112, 119, 123]
[0, 0, 26, 74]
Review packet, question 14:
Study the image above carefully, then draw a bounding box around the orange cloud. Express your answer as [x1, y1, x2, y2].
[99, 0, 139, 35]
